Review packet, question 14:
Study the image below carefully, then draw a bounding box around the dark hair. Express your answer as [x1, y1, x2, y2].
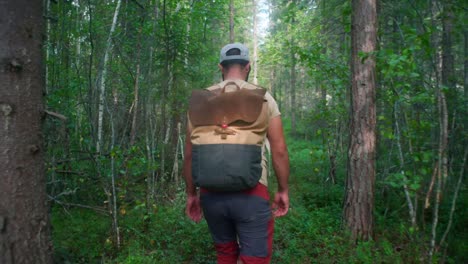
[221, 59, 249, 69]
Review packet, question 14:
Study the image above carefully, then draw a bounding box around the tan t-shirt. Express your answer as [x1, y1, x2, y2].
[189, 79, 281, 187]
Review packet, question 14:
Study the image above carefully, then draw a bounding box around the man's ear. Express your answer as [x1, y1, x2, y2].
[219, 64, 225, 81]
[244, 62, 251, 82]
[245, 62, 251, 72]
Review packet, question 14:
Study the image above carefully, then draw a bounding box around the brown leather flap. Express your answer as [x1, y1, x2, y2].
[189, 88, 267, 126]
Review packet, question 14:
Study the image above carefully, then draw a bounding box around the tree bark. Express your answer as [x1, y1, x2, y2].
[44, 0, 51, 95]
[343, 0, 377, 241]
[0, 1, 53, 263]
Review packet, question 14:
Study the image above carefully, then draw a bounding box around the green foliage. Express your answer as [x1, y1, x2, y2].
[52, 132, 430, 263]
[114, 192, 215, 263]
[268, 136, 423, 263]
[52, 208, 111, 263]
[46, 0, 467, 262]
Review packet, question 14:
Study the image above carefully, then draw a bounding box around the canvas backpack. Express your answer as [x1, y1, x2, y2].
[188, 81, 269, 192]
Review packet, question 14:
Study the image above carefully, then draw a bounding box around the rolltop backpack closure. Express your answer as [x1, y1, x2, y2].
[188, 82, 269, 192]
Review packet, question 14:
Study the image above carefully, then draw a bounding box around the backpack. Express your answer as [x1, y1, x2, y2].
[188, 81, 269, 192]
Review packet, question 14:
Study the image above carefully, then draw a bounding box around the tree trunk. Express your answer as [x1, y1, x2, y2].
[230, 0, 235, 42]
[252, 0, 258, 84]
[109, 102, 121, 248]
[394, 103, 417, 226]
[0, 1, 53, 263]
[130, 27, 142, 146]
[441, 2, 455, 103]
[429, 87, 449, 259]
[438, 147, 467, 254]
[290, 31, 297, 136]
[171, 123, 182, 184]
[44, 0, 51, 95]
[343, 0, 377, 241]
[465, 30, 467, 101]
[161, 0, 173, 180]
[96, 0, 122, 153]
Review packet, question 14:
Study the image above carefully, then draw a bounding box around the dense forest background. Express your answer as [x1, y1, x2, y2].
[40, 0, 466, 263]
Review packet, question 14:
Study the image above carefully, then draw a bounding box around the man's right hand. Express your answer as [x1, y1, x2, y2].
[185, 195, 202, 222]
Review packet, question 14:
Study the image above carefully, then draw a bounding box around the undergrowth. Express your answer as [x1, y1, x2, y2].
[52, 132, 444, 263]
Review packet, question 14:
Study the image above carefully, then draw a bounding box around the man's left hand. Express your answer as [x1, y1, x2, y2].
[272, 190, 289, 217]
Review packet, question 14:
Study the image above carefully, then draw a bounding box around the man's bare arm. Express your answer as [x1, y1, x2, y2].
[267, 116, 290, 217]
[183, 128, 196, 196]
[267, 116, 289, 192]
[183, 127, 202, 222]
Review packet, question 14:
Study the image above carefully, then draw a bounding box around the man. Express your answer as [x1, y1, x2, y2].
[183, 43, 290, 264]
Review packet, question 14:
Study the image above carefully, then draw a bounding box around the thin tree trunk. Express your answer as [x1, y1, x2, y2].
[160, 0, 172, 180]
[0, 1, 53, 262]
[130, 27, 142, 146]
[429, 89, 449, 259]
[290, 33, 297, 136]
[270, 68, 276, 97]
[252, 0, 258, 84]
[438, 147, 467, 252]
[86, 0, 95, 138]
[109, 107, 121, 248]
[145, 1, 159, 209]
[343, 0, 377, 241]
[464, 30, 468, 154]
[75, 1, 81, 67]
[96, 0, 122, 153]
[230, 0, 235, 42]
[465, 30, 468, 101]
[394, 103, 417, 226]
[425, 163, 438, 209]
[171, 123, 181, 184]
[441, 1, 455, 106]
[146, 110, 156, 209]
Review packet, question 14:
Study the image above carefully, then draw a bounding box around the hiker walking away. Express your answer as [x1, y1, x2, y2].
[183, 43, 290, 264]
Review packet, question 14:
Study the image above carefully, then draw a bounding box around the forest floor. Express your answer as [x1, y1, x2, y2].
[51, 124, 459, 263]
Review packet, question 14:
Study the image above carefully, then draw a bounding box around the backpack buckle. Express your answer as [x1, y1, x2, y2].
[214, 117, 236, 139]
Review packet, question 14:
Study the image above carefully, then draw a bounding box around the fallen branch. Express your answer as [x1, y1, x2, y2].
[55, 170, 84, 175]
[54, 170, 85, 176]
[45, 110, 67, 121]
[48, 195, 108, 215]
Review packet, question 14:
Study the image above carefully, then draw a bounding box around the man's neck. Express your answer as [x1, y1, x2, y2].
[224, 73, 247, 81]
[224, 73, 246, 80]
